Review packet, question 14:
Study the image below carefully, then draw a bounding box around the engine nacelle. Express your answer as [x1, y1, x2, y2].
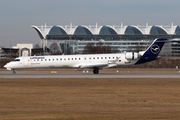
[125, 52, 140, 60]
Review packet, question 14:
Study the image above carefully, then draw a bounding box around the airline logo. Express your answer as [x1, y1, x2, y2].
[117, 60, 121, 62]
[30, 57, 45, 59]
[151, 44, 160, 54]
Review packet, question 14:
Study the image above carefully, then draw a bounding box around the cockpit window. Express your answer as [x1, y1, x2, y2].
[12, 59, 20, 62]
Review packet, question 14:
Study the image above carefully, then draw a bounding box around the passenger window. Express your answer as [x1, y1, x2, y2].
[101, 57, 103, 59]
[93, 57, 95, 59]
[105, 57, 107, 59]
[57, 59, 58, 61]
[45, 59, 47, 61]
[64, 58, 66, 60]
[97, 57, 99, 59]
[113, 57, 114, 59]
[72, 58, 73, 60]
[79, 58, 80, 60]
[49, 59, 50, 61]
[68, 58, 70, 60]
[75, 58, 77, 60]
[109, 57, 111, 59]
[60, 58, 62, 60]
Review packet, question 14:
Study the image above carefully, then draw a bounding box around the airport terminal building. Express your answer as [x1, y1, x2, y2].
[32, 23, 180, 57]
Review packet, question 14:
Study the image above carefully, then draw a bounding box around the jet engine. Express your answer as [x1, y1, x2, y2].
[125, 52, 140, 60]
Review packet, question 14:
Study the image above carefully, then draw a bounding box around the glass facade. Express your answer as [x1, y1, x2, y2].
[49, 26, 67, 35]
[175, 26, 180, 35]
[74, 26, 92, 35]
[125, 26, 142, 35]
[47, 26, 68, 40]
[99, 26, 117, 34]
[150, 26, 167, 35]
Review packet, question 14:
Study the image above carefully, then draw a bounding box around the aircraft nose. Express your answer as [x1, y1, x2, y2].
[4, 63, 12, 70]
[4, 64, 8, 68]
[4, 63, 11, 69]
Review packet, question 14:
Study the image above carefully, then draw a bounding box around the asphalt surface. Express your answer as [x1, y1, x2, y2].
[0, 70, 180, 78]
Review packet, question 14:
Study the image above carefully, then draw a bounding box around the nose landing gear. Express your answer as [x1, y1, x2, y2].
[13, 69, 16, 74]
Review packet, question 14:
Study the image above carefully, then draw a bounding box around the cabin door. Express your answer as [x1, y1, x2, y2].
[23, 57, 29, 67]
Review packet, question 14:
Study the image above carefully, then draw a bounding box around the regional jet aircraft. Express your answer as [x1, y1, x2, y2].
[4, 38, 171, 74]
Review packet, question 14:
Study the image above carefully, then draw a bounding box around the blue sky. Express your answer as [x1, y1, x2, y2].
[0, 0, 180, 47]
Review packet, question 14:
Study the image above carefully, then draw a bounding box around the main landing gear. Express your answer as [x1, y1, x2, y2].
[93, 67, 99, 74]
[13, 69, 16, 74]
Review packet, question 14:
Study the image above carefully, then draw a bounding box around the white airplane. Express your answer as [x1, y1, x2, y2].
[4, 38, 171, 74]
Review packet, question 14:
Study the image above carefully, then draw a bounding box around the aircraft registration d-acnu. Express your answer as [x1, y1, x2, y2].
[4, 38, 172, 74]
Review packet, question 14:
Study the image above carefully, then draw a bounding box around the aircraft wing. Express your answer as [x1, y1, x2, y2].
[79, 63, 108, 69]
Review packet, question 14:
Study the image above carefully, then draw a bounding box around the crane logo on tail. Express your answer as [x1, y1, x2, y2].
[151, 44, 160, 54]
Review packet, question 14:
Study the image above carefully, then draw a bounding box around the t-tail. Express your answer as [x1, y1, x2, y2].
[135, 38, 171, 65]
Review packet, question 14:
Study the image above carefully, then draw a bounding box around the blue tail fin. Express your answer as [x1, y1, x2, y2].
[135, 38, 171, 64]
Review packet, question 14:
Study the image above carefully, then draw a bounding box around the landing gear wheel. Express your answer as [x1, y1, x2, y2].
[13, 69, 16, 74]
[93, 68, 99, 74]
